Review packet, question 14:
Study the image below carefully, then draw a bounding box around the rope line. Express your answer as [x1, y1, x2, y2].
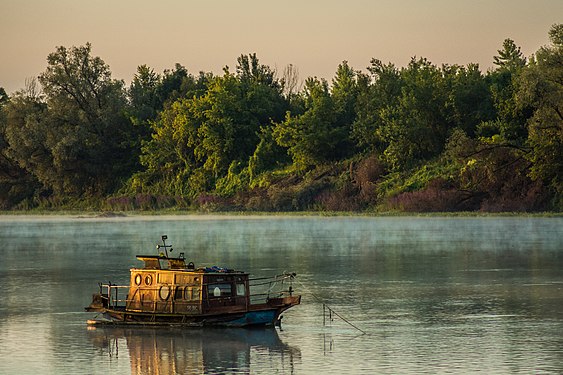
[295, 279, 367, 335]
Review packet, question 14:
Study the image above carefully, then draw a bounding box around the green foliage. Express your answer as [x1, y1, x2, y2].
[129, 54, 287, 198]
[215, 161, 250, 197]
[442, 64, 495, 136]
[352, 59, 402, 152]
[375, 157, 459, 202]
[493, 39, 527, 70]
[248, 126, 289, 181]
[480, 38, 532, 146]
[517, 24, 563, 205]
[15, 43, 134, 196]
[2, 27, 562, 212]
[0, 87, 42, 209]
[273, 63, 357, 170]
[378, 58, 453, 170]
[273, 78, 337, 169]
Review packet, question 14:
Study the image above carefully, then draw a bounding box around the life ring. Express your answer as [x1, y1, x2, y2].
[134, 274, 142, 286]
[159, 285, 171, 300]
[145, 275, 152, 286]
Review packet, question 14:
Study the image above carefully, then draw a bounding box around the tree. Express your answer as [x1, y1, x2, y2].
[236, 53, 277, 87]
[280, 63, 301, 101]
[129, 65, 161, 125]
[131, 54, 287, 196]
[197, 56, 285, 180]
[442, 64, 495, 136]
[377, 58, 452, 170]
[493, 39, 526, 70]
[128, 64, 213, 147]
[517, 24, 563, 204]
[273, 78, 340, 169]
[352, 59, 402, 153]
[248, 125, 289, 180]
[1, 80, 47, 206]
[28, 43, 133, 196]
[132, 97, 205, 195]
[330, 61, 358, 158]
[481, 39, 531, 145]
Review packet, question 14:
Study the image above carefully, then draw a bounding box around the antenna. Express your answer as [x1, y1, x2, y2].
[156, 235, 173, 258]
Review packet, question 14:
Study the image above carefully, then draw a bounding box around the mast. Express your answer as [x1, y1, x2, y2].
[157, 235, 172, 258]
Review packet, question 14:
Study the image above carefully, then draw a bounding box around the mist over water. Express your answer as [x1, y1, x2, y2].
[0, 216, 561, 374]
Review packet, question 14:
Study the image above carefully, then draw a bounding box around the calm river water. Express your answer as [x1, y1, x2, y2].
[0, 215, 561, 374]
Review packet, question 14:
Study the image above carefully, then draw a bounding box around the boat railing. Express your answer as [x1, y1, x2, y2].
[248, 272, 296, 304]
[98, 283, 130, 309]
[96, 273, 297, 309]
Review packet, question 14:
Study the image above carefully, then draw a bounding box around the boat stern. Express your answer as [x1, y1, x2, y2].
[85, 293, 109, 312]
[267, 295, 301, 311]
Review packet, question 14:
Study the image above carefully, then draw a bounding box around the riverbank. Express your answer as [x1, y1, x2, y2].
[1, 210, 561, 219]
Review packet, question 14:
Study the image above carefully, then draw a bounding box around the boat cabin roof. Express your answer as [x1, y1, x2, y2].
[136, 255, 189, 270]
[134, 255, 246, 274]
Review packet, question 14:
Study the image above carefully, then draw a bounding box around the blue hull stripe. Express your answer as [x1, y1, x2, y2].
[226, 310, 277, 326]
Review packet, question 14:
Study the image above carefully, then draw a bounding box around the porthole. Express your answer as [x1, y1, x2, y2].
[159, 285, 171, 300]
[145, 275, 153, 286]
[134, 274, 142, 286]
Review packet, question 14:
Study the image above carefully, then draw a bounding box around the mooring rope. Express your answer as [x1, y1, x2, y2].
[295, 279, 367, 335]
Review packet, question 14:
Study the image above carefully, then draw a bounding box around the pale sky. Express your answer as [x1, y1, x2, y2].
[1, 0, 561, 94]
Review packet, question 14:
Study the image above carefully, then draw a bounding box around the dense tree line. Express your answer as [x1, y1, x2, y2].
[1, 25, 561, 212]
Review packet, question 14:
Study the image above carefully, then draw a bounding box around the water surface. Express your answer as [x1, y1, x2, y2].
[0, 216, 561, 374]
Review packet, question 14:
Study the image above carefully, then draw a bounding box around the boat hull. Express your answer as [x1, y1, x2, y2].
[87, 296, 301, 328]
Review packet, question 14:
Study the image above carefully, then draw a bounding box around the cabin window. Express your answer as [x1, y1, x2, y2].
[145, 275, 153, 286]
[158, 259, 169, 270]
[134, 274, 142, 286]
[141, 258, 160, 269]
[184, 287, 199, 301]
[236, 283, 246, 296]
[174, 286, 183, 300]
[208, 283, 232, 298]
[184, 287, 192, 300]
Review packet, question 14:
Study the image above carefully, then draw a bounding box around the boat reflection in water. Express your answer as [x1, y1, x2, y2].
[88, 326, 301, 374]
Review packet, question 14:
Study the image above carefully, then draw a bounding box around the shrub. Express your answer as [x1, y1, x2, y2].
[384, 178, 469, 212]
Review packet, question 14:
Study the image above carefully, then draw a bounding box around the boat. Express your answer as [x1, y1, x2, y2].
[85, 235, 301, 327]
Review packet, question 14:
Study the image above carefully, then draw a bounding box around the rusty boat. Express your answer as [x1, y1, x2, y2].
[86, 235, 301, 327]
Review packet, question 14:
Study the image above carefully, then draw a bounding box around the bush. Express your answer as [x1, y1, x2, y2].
[384, 178, 469, 212]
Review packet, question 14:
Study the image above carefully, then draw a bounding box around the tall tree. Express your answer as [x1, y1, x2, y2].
[273, 77, 339, 169]
[481, 38, 531, 145]
[442, 64, 495, 136]
[131, 54, 286, 196]
[3, 79, 51, 182]
[280, 63, 301, 102]
[29, 43, 133, 196]
[330, 61, 358, 158]
[1, 87, 36, 208]
[129, 64, 161, 126]
[493, 38, 526, 70]
[517, 24, 563, 204]
[378, 58, 452, 170]
[352, 59, 402, 153]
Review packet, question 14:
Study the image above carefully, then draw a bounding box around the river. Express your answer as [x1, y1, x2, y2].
[0, 215, 561, 374]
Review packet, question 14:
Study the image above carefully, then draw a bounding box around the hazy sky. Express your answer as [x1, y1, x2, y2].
[1, 0, 561, 94]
